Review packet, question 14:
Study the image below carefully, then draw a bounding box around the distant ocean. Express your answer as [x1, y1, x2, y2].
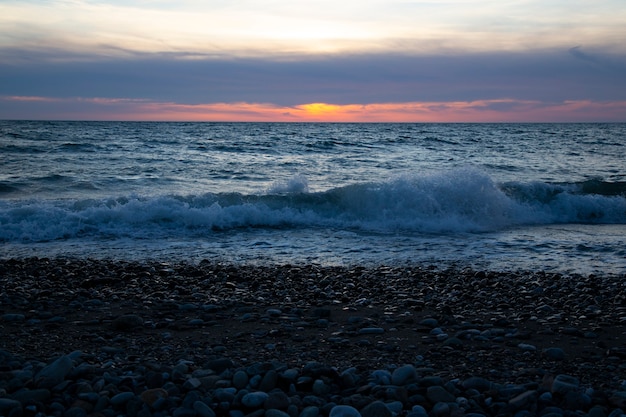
[1, 121, 625, 275]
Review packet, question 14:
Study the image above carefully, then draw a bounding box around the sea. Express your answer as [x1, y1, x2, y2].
[1, 121, 625, 276]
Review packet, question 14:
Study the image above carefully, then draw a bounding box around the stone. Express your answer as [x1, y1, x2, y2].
[391, 365, 418, 386]
[12, 388, 51, 404]
[232, 370, 249, 390]
[140, 388, 168, 407]
[358, 327, 385, 335]
[111, 314, 143, 330]
[260, 370, 278, 392]
[462, 377, 492, 392]
[508, 390, 537, 409]
[265, 391, 290, 410]
[329, 405, 362, 417]
[360, 400, 392, 417]
[242, 392, 269, 408]
[206, 358, 233, 373]
[193, 400, 217, 417]
[551, 375, 580, 395]
[35, 355, 73, 388]
[300, 406, 320, 417]
[265, 409, 291, 417]
[431, 402, 450, 417]
[427, 386, 456, 403]
[0, 399, 21, 413]
[110, 391, 135, 406]
[543, 348, 566, 361]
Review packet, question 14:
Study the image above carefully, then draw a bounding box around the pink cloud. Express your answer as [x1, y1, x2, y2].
[1, 95, 625, 122]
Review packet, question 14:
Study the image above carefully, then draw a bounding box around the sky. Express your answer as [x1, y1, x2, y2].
[1, 0, 626, 122]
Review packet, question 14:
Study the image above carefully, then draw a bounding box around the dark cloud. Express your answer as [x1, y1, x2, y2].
[1, 47, 625, 106]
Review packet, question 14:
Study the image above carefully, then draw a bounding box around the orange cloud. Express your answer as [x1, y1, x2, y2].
[2, 96, 626, 122]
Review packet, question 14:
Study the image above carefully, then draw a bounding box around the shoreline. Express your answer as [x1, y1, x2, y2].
[1, 257, 626, 416]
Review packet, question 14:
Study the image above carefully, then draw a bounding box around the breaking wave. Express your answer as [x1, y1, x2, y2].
[1, 168, 624, 243]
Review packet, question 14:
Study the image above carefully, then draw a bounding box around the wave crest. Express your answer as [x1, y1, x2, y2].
[1, 168, 624, 242]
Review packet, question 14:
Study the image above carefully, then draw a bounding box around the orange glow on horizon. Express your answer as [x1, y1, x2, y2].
[2, 96, 626, 122]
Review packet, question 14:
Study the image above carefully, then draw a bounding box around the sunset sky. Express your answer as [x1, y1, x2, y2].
[1, 0, 625, 122]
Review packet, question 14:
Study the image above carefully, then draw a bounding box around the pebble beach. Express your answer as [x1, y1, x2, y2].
[1, 258, 626, 417]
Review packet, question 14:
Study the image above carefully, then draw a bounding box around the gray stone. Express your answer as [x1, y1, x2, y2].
[35, 355, 73, 388]
[551, 374, 580, 395]
[112, 314, 143, 330]
[391, 365, 418, 386]
[299, 406, 320, 417]
[431, 402, 450, 417]
[183, 377, 202, 390]
[2, 314, 26, 322]
[0, 398, 21, 413]
[543, 347, 566, 361]
[358, 327, 384, 335]
[312, 379, 330, 395]
[360, 400, 392, 417]
[242, 392, 269, 408]
[233, 370, 249, 390]
[508, 390, 537, 409]
[110, 391, 136, 406]
[193, 400, 216, 417]
[427, 386, 456, 403]
[12, 388, 52, 404]
[419, 318, 438, 328]
[329, 405, 362, 417]
[260, 370, 278, 392]
[265, 409, 291, 417]
[462, 377, 492, 392]
[265, 391, 290, 410]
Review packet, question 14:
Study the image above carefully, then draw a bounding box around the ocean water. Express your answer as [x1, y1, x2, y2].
[1, 121, 625, 275]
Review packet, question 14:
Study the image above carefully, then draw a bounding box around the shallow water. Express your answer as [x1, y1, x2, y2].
[1, 121, 625, 275]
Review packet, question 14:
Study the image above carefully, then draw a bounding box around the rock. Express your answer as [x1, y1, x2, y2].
[35, 354, 73, 388]
[265, 409, 291, 417]
[265, 391, 290, 410]
[242, 392, 269, 408]
[233, 370, 249, 390]
[12, 388, 51, 404]
[112, 314, 143, 330]
[260, 370, 278, 392]
[543, 348, 566, 361]
[508, 390, 537, 409]
[551, 375, 580, 395]
[110, 391, 135, 406]
[391, 365, 418, 386]
[431, 402, 450, 417]
[360, 400, 392, 417]
[193, 400, 217, 417]
[2, 314, 26, 322]
[427, 386, 456, 403]
[300, 406, 320, 417]
[419, 318, 438, 328]
[462, 377, 492, 392]
[0, 398, 21, 413]
[358, 327, 385, 335]
[329, 405, 362, 417]
[140, 388, 168, 407]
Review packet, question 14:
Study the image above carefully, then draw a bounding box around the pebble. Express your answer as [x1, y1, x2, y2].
[330, 405, 362, 417]
[1, 259, 625, 417]
[242, 392, 270, 408]
[360, 400, 392, 417]
[358, 327, 385, 335]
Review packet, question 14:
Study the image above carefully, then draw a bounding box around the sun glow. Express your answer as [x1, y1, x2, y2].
[3, 96, 625, 122]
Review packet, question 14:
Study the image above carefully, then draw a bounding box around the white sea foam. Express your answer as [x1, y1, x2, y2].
[1, 168, 624, 243]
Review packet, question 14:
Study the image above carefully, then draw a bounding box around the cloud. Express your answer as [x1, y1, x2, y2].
[2, 96, 625, 122]
[2, 47, 625, 108]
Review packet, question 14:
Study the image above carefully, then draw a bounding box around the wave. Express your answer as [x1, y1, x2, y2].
[1, 168, 624, 243]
